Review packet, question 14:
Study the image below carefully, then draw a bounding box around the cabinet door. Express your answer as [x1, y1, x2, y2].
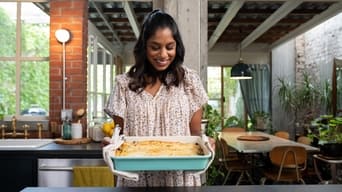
[0, 156, 37, 191]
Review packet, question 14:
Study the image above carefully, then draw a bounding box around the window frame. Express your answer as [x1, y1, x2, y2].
[0, 0, 49, 120]
[87, 22, 116, 123]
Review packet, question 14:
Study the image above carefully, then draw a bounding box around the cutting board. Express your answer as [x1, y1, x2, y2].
[55, 137, 92, 145]
[237, 135, 270, 141]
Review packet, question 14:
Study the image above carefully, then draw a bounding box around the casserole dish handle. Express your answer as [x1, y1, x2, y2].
[189, 134, 215, 176]
[103, 140, 139, 181]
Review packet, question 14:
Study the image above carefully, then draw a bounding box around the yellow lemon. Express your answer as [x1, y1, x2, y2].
[107, 128, 114, 137]
[102, 121, 115, 137]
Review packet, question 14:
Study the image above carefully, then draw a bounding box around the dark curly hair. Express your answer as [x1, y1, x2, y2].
[128, 9, 185, 93]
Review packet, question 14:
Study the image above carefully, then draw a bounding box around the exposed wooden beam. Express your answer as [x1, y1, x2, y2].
[92, 0, 337, 2]
[122, 0, 140, 38]
[208, 0, 245, 50]
[90, 1, 122, 47]
[249, 0, 337, 1]
[271, 1, 342, 49]
[93, 0, 151, 2]
[240, 0, 303, 49]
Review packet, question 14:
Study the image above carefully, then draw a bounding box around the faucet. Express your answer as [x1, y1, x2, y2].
[0, 124, 6, 139]
[11, 116, 16, 137]
[0, 116, 30, 139]
[37, 123, 43, 139]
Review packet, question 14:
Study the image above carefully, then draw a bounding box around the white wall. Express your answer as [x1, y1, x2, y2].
[271, 40, 296, 136]
[270, 13, 342, 138]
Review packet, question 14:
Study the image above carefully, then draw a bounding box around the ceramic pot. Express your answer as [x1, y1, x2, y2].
[319, 143, 342, 157]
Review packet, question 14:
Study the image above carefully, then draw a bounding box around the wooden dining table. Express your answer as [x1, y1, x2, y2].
[220, 131, 319, 153]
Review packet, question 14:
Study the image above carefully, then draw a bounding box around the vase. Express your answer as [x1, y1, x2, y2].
[319, 143, 342, 157]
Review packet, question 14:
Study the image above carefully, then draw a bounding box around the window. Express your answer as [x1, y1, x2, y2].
[207, 66, 246, 128]
[221, 66, 246, 127]
[0, 1, 49, 119]
[87, 35, 115, 123]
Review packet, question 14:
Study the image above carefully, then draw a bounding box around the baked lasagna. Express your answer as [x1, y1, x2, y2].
[115, 140, 204, 157]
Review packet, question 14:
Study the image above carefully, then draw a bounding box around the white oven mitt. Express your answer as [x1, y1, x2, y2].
[188, 134, 215, 176]
[102, 132, 139, 181]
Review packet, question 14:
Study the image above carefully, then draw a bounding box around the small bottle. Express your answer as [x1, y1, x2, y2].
[62, 120, 72, 140]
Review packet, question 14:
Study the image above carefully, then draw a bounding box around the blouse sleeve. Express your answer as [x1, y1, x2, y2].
[183, 67, 209, 116]
[104, 74, 128, 119]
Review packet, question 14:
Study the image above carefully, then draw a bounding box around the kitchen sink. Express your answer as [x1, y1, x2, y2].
[0, 139, 53, 150]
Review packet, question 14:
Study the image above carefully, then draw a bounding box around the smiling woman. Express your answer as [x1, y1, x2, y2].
[104, 9, 208, 187]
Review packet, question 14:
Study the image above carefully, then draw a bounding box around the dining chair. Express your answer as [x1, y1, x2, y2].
[217, 138, 254, 185]
[297, 136, 311, 145]
[260, 145, 307, 184]
[274, 131, 290, 140]
[221, 127, 246, 159]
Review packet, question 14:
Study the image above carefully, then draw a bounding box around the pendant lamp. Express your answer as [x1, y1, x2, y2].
[230, 45, 252, 80]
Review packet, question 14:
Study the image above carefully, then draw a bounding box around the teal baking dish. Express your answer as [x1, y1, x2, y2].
[110, 136, 212, 171]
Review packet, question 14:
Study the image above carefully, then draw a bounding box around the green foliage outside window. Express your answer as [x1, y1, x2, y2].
[0, 6, 49, 116]
[0, 8, 16, 56]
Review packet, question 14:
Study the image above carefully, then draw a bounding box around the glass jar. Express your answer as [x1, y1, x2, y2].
[62, 120, 72, 140]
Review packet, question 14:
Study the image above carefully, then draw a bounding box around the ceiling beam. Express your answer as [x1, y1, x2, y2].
[122, 0, 140, 39]
[252, 0, 337, 1]
[208, 0, 245, 50]
[271, 1, 342, 49]
[240, 0, 303, 49]
[91, 0, 337, 2]
[93, 0, 151, 2]
[90, 0, 122, 47]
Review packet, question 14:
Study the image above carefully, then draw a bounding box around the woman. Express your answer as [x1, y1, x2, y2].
[104, 9, 208, 187]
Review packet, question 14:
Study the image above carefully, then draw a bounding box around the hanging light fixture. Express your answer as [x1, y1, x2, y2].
[230, 44, 252, 80]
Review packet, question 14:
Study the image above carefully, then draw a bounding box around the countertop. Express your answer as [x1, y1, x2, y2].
[21, 185, 342, 192]
[37, 141, 103, 158]
[0, 140, 104, 158]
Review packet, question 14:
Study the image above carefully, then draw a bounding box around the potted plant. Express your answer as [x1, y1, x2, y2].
[202, 104, 221, 139]
[223, 115, 243, 128]
[202, 104, 224, 185]
[277, 72, 323, 136]
[308, 115, 342, 157]
[251, 111, 271, 132]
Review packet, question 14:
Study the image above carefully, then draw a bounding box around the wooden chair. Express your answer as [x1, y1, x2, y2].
[217, 138, 254, 185]
[260, 146, 307, 184]
[296, 136, 319, 179]
[274, 131, 290, 140]
[297, 136, 311, 145]
[222, 127, 246, 132]
[221, 127, 246, 159]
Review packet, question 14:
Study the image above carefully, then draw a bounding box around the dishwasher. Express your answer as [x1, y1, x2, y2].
[38, 158, 106, 187]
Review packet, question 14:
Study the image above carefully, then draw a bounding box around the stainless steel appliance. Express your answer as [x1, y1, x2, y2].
[38, 158, 106, 187]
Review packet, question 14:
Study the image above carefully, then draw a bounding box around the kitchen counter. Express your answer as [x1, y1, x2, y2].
[21, 185, 342, 192]
[0, 140, 103, 158]
[0, 140, 104, 191]
[37, 141, 103, 158]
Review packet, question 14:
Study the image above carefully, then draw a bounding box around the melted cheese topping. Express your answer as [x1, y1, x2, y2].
[115, 140, 204, 157]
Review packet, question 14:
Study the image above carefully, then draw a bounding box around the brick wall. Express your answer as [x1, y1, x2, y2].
[295, 13, 342, 81]
[49, 0, 88, 137]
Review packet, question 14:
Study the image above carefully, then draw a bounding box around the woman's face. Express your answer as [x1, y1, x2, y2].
[146, 27, 176, 71]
